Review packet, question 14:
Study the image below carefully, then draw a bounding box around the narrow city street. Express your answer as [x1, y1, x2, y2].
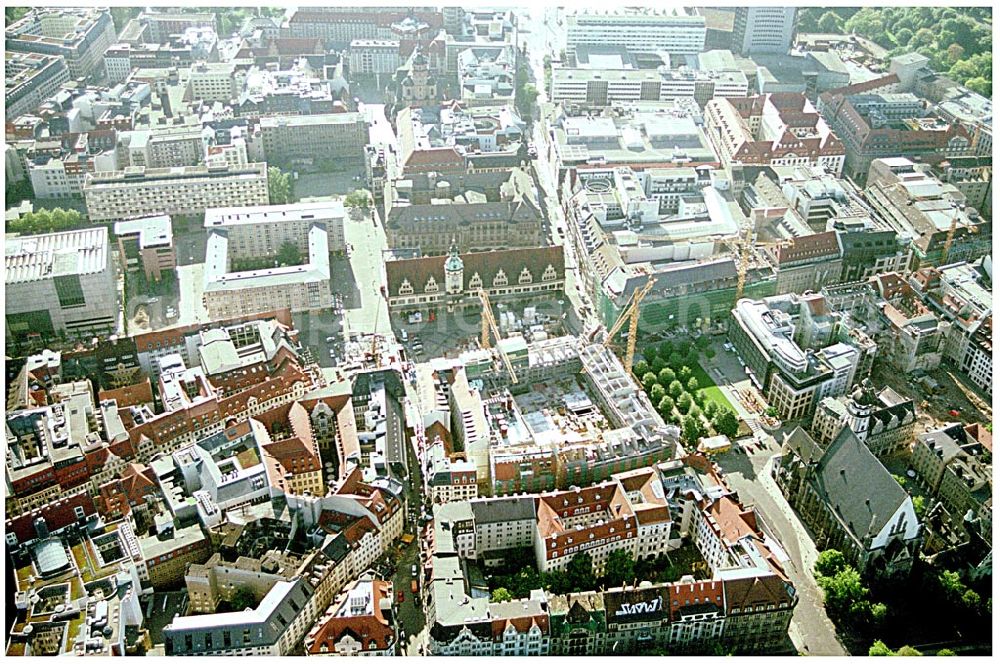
[716, 446, 847, 656]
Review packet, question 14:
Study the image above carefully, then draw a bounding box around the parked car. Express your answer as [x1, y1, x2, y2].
[411, 564, 418, 577]
[397, 590, 405, 603]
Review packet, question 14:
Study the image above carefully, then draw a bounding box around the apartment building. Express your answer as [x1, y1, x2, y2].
[731, 7, 797, 56]
[5, 8, 116, 79]
[565, 10, 707, 57]
[5, 227, 117, 342]
[5, 52, 70, 119]
[258, 113, 368, 165]
[82, 163, 269, 223]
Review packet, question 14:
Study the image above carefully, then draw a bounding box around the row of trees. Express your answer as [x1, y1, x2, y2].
[798, 8, 992, 97]
[490, 548, 707, 604]
[635, 337, 739, 443]
[7, 208, 86, 235]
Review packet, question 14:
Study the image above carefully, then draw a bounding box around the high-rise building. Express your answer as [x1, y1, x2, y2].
[731, 7, 797, 56]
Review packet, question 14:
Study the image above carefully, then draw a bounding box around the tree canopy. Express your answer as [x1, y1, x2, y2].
[7, 208, 85, 235]
[267, 166, 292, 204]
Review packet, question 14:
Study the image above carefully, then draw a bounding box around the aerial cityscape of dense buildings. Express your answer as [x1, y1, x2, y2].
[3, 4, 993, 658]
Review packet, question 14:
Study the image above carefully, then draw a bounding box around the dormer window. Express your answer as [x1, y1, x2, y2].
[425, 276, 439, 293]
[399, 279, 414, 296]
[518, 267, 533, 284]
[542, 264, 558, 281]
[493, 269, 508, 287]
[468, 272, 483, 290]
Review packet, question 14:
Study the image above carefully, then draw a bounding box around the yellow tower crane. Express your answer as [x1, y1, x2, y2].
[603, 276, 655, 376]
[940, 205, 979, 264]
[732, 227, 792, 302]
[478, 289, 519, 384]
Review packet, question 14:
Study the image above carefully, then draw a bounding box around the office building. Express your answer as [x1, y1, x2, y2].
[728, 293, 867, 420]
[5, 8, 117, 79]
[202, 202, 343, 319]
[5, 227, 117, 341]
[731, 8, 797, 56]
[257, 113, 368, 165]
[113, 215, 176, 282]
[5, 52, 70, 119]
[565, 9, 706, 57]
[705, 93, 846, 176]
[549, 66, 748, 108]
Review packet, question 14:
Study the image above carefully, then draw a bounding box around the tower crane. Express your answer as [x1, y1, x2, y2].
[477, 289, 518, 384]
[603, 275, 655, 376]
[940, 204, 979, 265]
[732, 226, 793, 302]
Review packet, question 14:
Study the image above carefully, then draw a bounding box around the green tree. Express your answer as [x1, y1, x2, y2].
[650, 357, 667, 374]
[817, 11, 844, 33]
[642, 372, 658, 392]
[657, 367, 676, 386]
[895, 646, 922, 657]
[764, 406, 779, 419]
[649, 383, 667, 404]
[946, 43, 966, 65]
[230, 587, 257, 611]
[869, 640, 894, 656]
[818, 567, 867, 618]
[344, 189, 372, 219]
[643, 347, 658, 364]
[268, 166, 292, 204]
[704, 400, 719, 419]
[689, 405, 702, 421]
[658, 340, 674, 358]
[632, 360, 650, 378]
[276, 241, 302, 267]
[713, 409, 739, 438]
[705, 348, 716, 360]
[564, 553, 595, 593]
[965, 77, 991, 97]
[686, 377, 700, 394]
[491, 587, 513, 602]
[814, 549, 848, 578]
[912, 495, 926, 519]
[668, 352, 685, 370]
[603, 549, 635, 588]
[677, 391, 692, 414]
[668, 380, 684, 399]
[695, 335, 710, 350]
[657, 396, 675, 420]
[937, 649, 957, 656]
[681, 414, 705, 445]
[678, 366, 692, 382]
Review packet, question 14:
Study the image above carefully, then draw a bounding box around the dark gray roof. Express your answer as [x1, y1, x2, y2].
[783, 426, 824, 465]
[469, 495, 537, 524]
[811, 428, 909, 544]
[386, 199, 541, 229]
